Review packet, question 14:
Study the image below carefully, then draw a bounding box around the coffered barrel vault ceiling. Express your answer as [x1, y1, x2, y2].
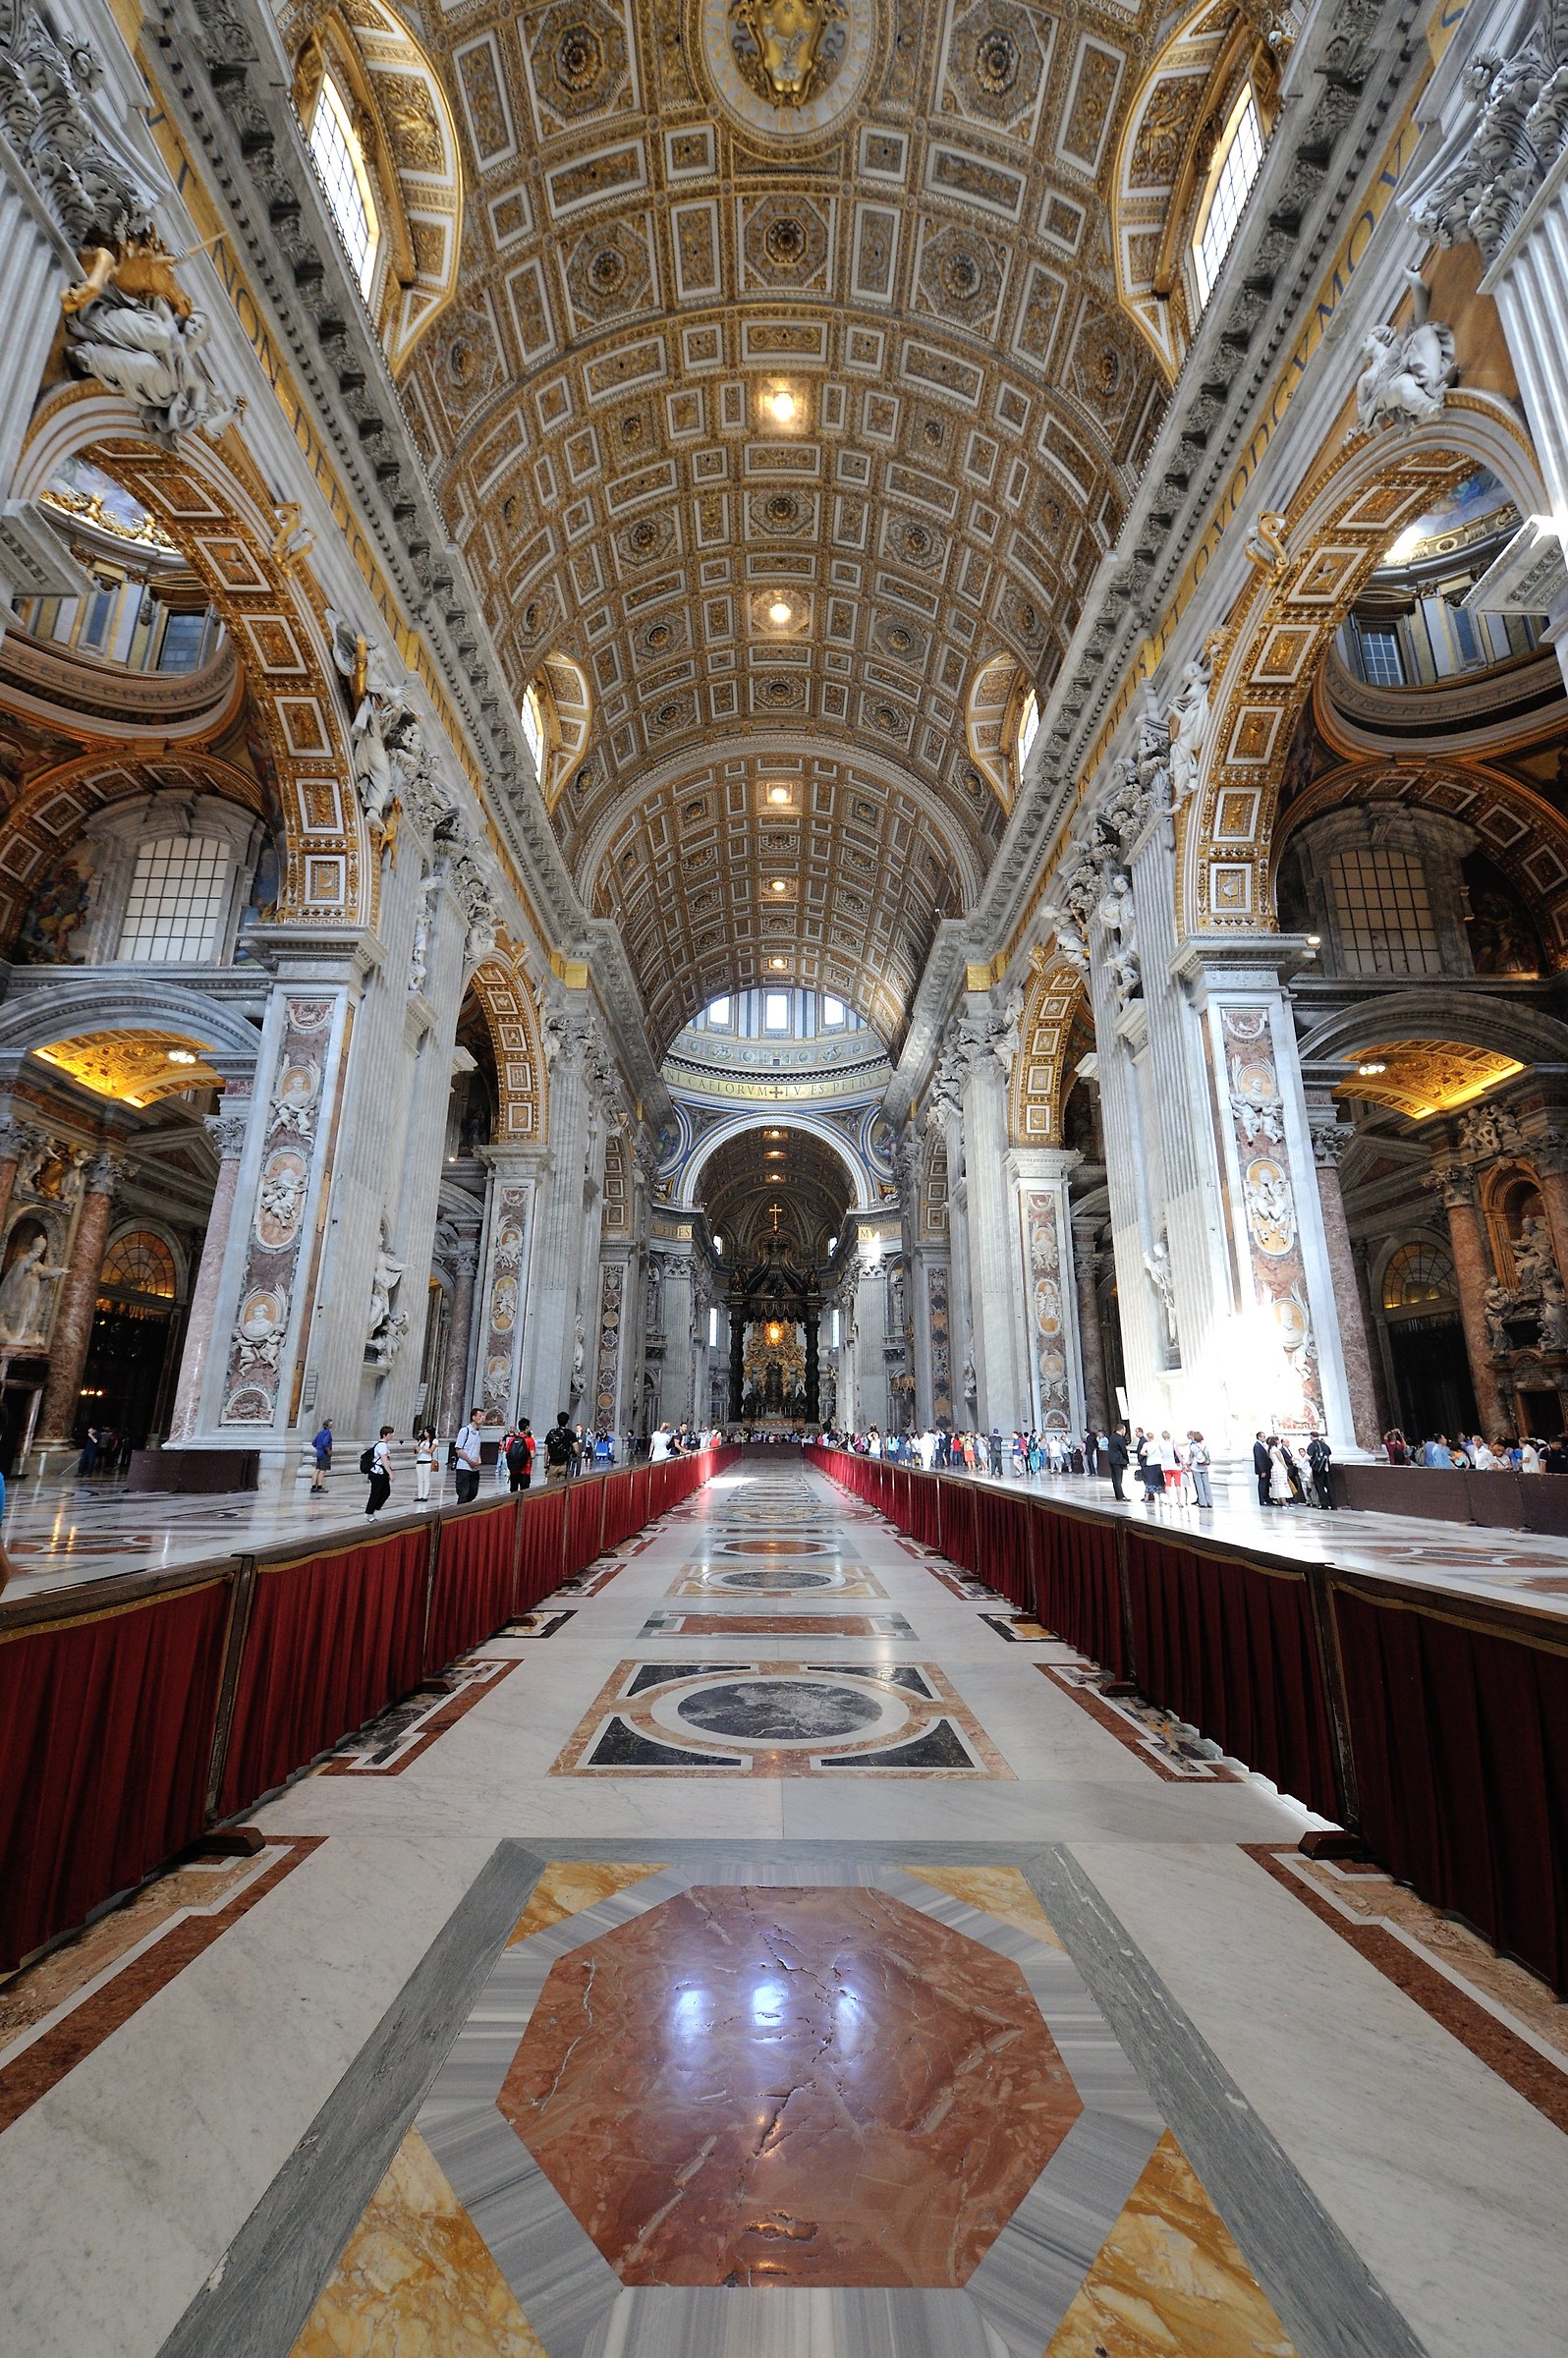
[394, 0, 1183, 1045]
[700, 1123, 856, 1259]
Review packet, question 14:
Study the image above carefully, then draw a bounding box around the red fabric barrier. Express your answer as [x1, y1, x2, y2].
[1122, 1532, 1339, 1820]
[600, 1470, 641, 1550]
[565, 1477, 606, 1578]
[937, 1476, 980, 1575]
[424, 1500, 516, 1674]
[1036, 1509, 1129, 1678]
[517, 1484, 568, 1608]
[1333, 1588, 1568, 1993]
[631, 1465, 651, 1528]
[0, 1579, 230, 1972]
[974, 1485, 1035, 1609]
[904, 1469, 940, 1549]
[219, 1530, 427, 1815]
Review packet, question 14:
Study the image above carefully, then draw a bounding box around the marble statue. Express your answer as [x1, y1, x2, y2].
[1168, 647, 1212, 804]
[67, 295, 236, 448]
[1512, 1213, 1559, 1294]
[1484, 1277, 1516, 1354]
[1145, 1237, 1178, 1346]
[1354, 273, 1458, 432]
[408, 875, 437, 997]
[0, 1233, 67, 1345]
[365, 1231, 408, 1364]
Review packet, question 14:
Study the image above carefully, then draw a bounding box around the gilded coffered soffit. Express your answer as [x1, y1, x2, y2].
[390, 0, 1179, 1042]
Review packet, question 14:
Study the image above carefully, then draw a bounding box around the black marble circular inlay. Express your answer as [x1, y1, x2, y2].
[676, 1679, 881, 1741]
[717, 1567, 835, 1589]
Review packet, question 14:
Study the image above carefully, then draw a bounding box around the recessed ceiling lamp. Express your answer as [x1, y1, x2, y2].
[770, 878, 789, 894]
[768, 596, 793, 626]
[765, 387, 798, 424]
[1358, 1061, 1387, 1077]
[767, 784, 792, 804]
[167, 1048, 197, 1064]
[769, 956, 789, 969]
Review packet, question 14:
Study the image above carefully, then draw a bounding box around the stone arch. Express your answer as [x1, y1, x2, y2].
[0, 975, 265, 1068]
[0, 749, 272, 960]
[16, 388, 367, 927]
[1182, 397, 1546, 937]
[1010, 953, 1089, 1147]
[1295, 990, 1568, 1082]
[465, 953, 547, 1144]
[678, 1109, 876, 1214]
[1272, 755, 1568, 975]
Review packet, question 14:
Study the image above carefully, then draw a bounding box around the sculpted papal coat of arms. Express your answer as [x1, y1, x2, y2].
[727, 0, 849, 106]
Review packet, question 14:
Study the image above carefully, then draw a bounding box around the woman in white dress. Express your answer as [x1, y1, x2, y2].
[1267, 1438, 1294, 1505]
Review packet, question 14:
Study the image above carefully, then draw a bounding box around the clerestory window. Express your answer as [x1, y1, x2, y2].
[1193, 85, 1264, 309]
[309, 75, 379, 295]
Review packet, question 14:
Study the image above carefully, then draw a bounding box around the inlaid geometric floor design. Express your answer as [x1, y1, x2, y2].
[291, 1860, 1299, 2358]
[550, 1659, 1013, 1776]
[666, 1560, 889, 1599]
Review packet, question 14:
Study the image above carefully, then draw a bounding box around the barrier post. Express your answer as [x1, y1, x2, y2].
[203, 1555, 258, 1825]
[418, 1511, 444, 1672]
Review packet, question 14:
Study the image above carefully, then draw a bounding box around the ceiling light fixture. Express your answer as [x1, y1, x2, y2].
[766, 387, 797, 424]
[1358, 1061, 1387, 1077]
[770, 879, 788, 894]
[767, 784, 791, 805]
[768, 597, 793, 626]
[167, 1048, 197, 1065]
[770, 956, 789, 969]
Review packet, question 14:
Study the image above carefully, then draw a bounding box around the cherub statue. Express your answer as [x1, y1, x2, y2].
[1168, 646, 1212, 803]
[67, 294, 237, 448]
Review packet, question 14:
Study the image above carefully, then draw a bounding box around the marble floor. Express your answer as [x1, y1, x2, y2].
[2, 1453, 1566, 2356]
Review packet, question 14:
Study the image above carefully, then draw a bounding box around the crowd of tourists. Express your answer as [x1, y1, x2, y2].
[1381, 1429, 1568, 1472]
[301, 1410, 722, 1517]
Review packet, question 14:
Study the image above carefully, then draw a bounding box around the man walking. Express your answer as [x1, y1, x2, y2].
[1307, 1431, 1334, 1510]
[364, 1425, 394, 1517]
[544, 1412, 575, 1484]
[452, 1410, 485, 1504]
[507, 1420, 534, 1492]
[309, 1417, 333, 1494]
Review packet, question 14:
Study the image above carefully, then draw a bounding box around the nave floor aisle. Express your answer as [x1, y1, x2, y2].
[2, 1456, 1564, 2356]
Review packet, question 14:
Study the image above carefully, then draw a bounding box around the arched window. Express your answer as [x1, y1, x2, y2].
[309, 75, 379, 295]
[1193, 85, 1264, 309]
[521, 682, 546, 778]
[1017, 689, 1040, 775]
[99, 1231, 178, 1301]
[117, 836, 233, 964]
[1381, 1243, 1457, 1314]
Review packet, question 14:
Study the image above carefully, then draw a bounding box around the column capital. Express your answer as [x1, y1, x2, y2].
[1431, 1164, 1479, 1210]
[205, 1107, 252, 1161]
[83, 1148, 125, 1197]
[1308, 1115, 1355, 1168]
[1007, 1146, 1083, 1185]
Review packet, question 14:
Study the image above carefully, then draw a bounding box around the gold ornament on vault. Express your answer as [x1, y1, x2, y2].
[728, 0, 848, 107]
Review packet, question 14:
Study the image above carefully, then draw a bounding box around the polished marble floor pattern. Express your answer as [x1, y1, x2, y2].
[4, 1454, 1567, 2358]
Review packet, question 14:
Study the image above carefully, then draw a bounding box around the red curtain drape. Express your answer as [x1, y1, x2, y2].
[0, 1580, 231, 1971]
[1036, 1509, 1128, 1677]
[517, 1485, 568, 1609]
[424, 1499, 517, 1674]
[218, 1531, 427, 1816]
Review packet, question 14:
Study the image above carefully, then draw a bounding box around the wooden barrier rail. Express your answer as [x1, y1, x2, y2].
[0, 1448, 738, 1973]
[807, 1445, 1568, 1995]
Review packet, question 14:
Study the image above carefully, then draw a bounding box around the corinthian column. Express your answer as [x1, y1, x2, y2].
[1436, 1167, 1510, 1438]
[166, 1095, 252, 1444]
[1072, 1216, 1110, 1433]
[36, 1151, 123, 1446]
[1307, 1113, 1382, 1450]
[956, 1007, 1027, 1432]
[521, 1008, 596, 1429]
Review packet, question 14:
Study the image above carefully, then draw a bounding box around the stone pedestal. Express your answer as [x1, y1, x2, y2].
[167, 1097, 252, 1445]
[35, 1151, 121, 1445]
[1308, 1115, 1383, 1450]
[1437, 1169, 1511, 1438]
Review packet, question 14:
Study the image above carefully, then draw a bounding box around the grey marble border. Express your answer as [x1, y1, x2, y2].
[155, 1841, 547, 2358]
[167, 1837, 1431, 2358]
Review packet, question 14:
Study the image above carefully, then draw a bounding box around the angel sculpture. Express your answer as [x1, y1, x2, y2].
[1168, 647, 1212, 804]
[67, 296, 236, 448]
[1354, 271, 1458, 432]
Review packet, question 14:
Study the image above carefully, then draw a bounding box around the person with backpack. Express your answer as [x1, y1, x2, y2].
[452, 1410, 485, 1504]
[309, 1418, 333, 1494]
[363, 1426, 394, 1517]
[507, 1420, 534, 1492]
[544, 1412, 575, 1484]
[1306, 1431, 1334, 1510]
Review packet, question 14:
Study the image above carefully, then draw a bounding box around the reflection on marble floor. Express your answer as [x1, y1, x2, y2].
[638, 1610, 917, 1639]
[293, 1860, 1297, 2358]
[667, 1561, 888, 1599]
[551, 1659, 1011, 1776]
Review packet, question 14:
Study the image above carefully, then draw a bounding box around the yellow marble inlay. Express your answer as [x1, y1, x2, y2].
[290, 2128, 545, 2358]
[505, 1860, 670, 1946]
[903, 1864, 1064, 1949]
[1047, 2131, 1298, 2356]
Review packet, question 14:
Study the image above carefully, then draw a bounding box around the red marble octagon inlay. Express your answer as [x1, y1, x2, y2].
[498, 1884, 1079, 2287]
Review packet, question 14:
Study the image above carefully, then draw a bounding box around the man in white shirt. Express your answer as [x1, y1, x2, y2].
[452, 1409, 485, 1504]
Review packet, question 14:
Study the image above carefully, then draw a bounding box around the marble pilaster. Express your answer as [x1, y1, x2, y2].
[35, 1150, 122, 1445]
[1072, 1218, 1110, 1434]
[956, 1011, 1028, 1432]
[1010, 1149, 1084, 1436]
[166, 1095, 253, 1446]
[1436, 1167, 1511, 1438]
[520, 1009, 595, 1431]
[474, 1151, 542, 1427]
[1307, 1114, 1383, 1451]
[655, 1251, 695, 1428]
[437, 1236, 481, 1433]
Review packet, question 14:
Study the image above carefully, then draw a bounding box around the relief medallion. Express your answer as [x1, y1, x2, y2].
[695, 0, 877, 140]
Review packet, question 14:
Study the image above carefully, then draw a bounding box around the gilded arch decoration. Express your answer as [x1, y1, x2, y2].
[1272, 755, 1568, 974]
[467, 952, 548, 1143]
[0, 749, 270, 957]
[1181, 397, 1545, 937]
[1010, 950, 1086, 1147]
[19, 390, 366, 927]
